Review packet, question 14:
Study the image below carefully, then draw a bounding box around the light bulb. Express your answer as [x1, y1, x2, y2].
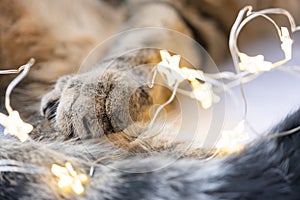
[0, 111, 32, 142]
[51, 162, 88, 195]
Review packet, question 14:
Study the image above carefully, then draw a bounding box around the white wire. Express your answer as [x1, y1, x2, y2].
[2, 58, 35, 114]
[148, 81, 180, 129]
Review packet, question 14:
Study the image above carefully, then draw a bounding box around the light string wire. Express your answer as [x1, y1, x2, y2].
[230, 6, 296, 120]
[4, 58, 35, 114]
[0, 58, 35, 142]
[0, 59, 121, 192]
[146, 6, 300, 156]
[0, 60, 43, 175]
[207, 6, 300, 157]
[229, 6, 252, 122]
[0, 59, 35, 142]
[0, 5, 300, 195]
[228, 6, 300, 141]
[89, 154, 124, 177]
[160, 6, 299, 102]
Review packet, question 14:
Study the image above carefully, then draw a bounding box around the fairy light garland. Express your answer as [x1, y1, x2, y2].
[148, 50, 220, 128]
[234, 13, 294, 73]
[1, 5, 300, 196]
[0, 111, 33, 142]
[0, 59, 35, 142]
[51, 162, 88, 195]
[0, 159, 89, 195]
[0, 60, 90, 195]
[217, 6, 300, 155]
[149, 6, 300, 156]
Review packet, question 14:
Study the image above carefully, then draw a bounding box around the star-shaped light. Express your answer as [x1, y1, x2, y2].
[216, 120, 249, 154]
[51, 162, 88, 195]
[158, 50, 185, 86]
[238, 53, 273, 73]
[180, 67, 220, 109]
[154, 50, 220, 109]
[189, 78, 220, 109]
[0, 111, 32, 142]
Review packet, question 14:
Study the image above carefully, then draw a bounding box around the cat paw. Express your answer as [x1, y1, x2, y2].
[41, 68, 153, 139]
[41, 75, 73, 121]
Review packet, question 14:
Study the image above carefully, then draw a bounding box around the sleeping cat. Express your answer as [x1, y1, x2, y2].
[1, 0, 300, 199]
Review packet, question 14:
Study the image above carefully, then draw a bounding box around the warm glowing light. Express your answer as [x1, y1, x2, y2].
[189, 79, 220, 109]
[216, 121, 249, 154]
[155, 50, 218, 109]
[51, 162, 88, 195]
[238, 27, 293, 74]
[0, 58, 34, 142]
[238, 53, 273, 73]
[0, 111, 32, 142]
[158, 50, 185, 86]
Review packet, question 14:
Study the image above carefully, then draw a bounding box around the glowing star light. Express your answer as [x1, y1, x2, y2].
[189, 78, 220, 109]
[180, 67, 220, 108]
[0, 58, 34, 142]
[216, 121, 249, 155]
[157, 50, 185, 86]
[238, 53, 273, 73]
[51, 162, 88, 195]
[0, 111, 32, 142]
[236, 25, 293, 73]
[152, 50, 219, 109]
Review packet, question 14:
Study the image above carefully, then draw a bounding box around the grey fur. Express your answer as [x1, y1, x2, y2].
[2, 111, 300, 200]
[1, 0, 300, 199]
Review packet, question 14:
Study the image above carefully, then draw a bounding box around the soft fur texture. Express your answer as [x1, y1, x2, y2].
[1, 0, 300, 199]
